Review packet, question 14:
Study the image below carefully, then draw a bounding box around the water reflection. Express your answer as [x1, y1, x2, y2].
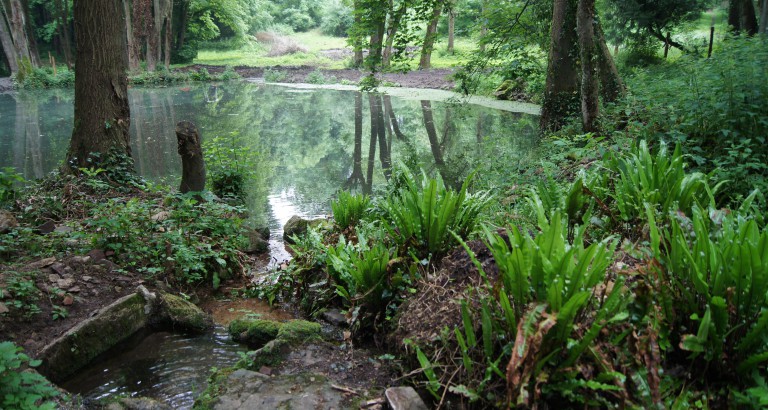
[0, 81, 539, 225]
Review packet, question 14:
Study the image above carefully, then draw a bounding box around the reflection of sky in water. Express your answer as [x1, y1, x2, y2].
[0, 83, 539, 268]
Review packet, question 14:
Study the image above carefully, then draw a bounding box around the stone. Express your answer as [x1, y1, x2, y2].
[320, 309, 347, 327]
[283, 215, 309, 244]
[242, 228, 269, 254]
[385, 386, 429, 410]
[157, 292, 212, 333]
[0, 210, 18, 234]
[229, 319, 281, 347]
[0, 302, 9, 314]
[70, 255, 91, 264]
[106, 397, 172, 410]
[48, 273, 62, 283]
[36, 220, 56, 235]
[82, 276, 93, 282]
[68, 286, 81, 293]
[54, 225, 74, 234]
[276, 320, 322, 343]
[87, 249, 106, 262]
[50, 263, 66, 276]
[56, 278, 76, 289]
[151, 211, 170, 222]
[202, 372, 344, 410]
[62, 295, 74, 306]
[28, 257, 57, 270]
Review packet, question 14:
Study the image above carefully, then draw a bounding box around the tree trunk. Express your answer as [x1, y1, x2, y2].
[163, 1, 172, 69]
[480, 0, 487, 52]
[55, 0, 72, 68]
[352, 0, 364, 67]
[373, 94, 391, 179]
[145, 0, 158, 71]
[419, 3, 442, 69]
[368, 12, 386, 70]
[760, 0, 767, 34]
[540, 0, 580, 132]
[176, 120, 206, 193]
[19, 0, 40, 66]
[448, 9, 455, 54]
[384, 95, 406, 140]
[346, 92, 365, 189]
[729, 0, 759, 35]
[595, 20, 624, 102]
[365, 95, 377, 195]
[577, 0, 599, 133]
[0, 6, 19, 73]
[124, 0, 140, 71]
[382, 0, 406, 68]
[67, 0, 132, 170]
[5, 0, 35, 70]
[421, 100, 444, 166]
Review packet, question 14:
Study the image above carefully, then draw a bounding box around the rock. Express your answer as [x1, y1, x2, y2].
[157, 292, 212, 333]
[242, 228, 269, 254]
[385, 386, 429, 410]
[68, 286, 81, 293]
[36, 220, 56, 235]
[0, 210, 18, 234]
[276, 320, 322, 343]
[54, 225, 73, 234]
[151, 211, 170, 222]
[254, 226, 270, 240]
[320, 309, 347, 327]
[56, 278, 76, 289]
[229, 318, 281, 347]
[283, 215, 326, 244]
[62, 295, 74, 306]
[82, 276, 93, 282]
[28, 257, 57, 270]
[50, 263, 66, 276]
[48, 273, 62, 283]
[0, 302, 9, 314]
[106, 397, 172, 410]
[87, 249, 106, 262]
[201, 371, 345, 410]
[70, 255, 91, 264]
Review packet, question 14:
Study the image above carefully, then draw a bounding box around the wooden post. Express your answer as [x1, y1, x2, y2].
[175, 120, 206, 193]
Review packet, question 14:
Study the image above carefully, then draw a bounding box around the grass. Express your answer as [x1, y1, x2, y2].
[194, 30, 476, 70]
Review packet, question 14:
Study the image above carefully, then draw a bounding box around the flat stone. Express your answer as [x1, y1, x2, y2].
[82, 276, 93, 282]
[320, 309, 348, 327]
[70, 256, 91, 264]
[385, 387, 428, 410]
[68, 286, 81, 293]
[28, 257, 57, 270]
[54, 226, 74, 234]
[50, 263, 66, 276]
[56, 278, 76, 289]
[209, 372, 343, 410]
[48, 273, 62, 283]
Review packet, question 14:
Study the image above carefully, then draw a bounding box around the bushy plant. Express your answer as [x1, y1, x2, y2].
[381, 169, 490, 258]
[0, 342, 59, 410]
[263, 68, 287, 82]
[15, 66, 75, 89]
[0, 167, 24, 206]
[203, 132, 263, 201]
[320, 1, 353, 37]
[331, 191, 370, 230]
[305, 69, 326, 84]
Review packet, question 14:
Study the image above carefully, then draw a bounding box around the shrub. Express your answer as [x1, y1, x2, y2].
[0, 342, 59, 410]
[331, 191, 370, 230]
[305, 69, 326, 84]
[15, 66, 75, 89]
[203, 132, 263, 201]
[320, 1, 353, 37]
[263, 68, 287, 82]
[381, 169, 490, 258]
[0, 167, 23, 206]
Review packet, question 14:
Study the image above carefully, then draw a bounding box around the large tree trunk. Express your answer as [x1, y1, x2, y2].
[595, 20, 624, 102]
[421, 100, 444, 166]
[368, 11, 386, 70]
[346, 92, 365, 189]
[577, 0, 599, 133]
[760, 0, 767, 34]
[19, 0, 40, 66]
[372, 94, 391, 179]
[124, 0, 140, 71]
[0, 7, 19, 73]
[447, 8, 455, 53]
[729, 0, 759, 35]
[145, 0, 158, 71]
[352, 0, 364, 67]
[176, 121, 206, 193]
[66, 0, 132, 170]
[540, 0, 580, 132]
[382, 0, 406, 68]
[419, 3, 442, 69]
[55, 0, 73, 69]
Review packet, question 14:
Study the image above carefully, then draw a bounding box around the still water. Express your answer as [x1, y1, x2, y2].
[0, 81, 539, 406]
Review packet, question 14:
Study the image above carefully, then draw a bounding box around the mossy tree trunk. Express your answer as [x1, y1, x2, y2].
[419, 2, 442, 69]
[66, 0, 132, 170]
[540, 0, 580, 132]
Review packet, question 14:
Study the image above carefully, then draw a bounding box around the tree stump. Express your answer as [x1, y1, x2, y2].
[176, 120, 206, 193]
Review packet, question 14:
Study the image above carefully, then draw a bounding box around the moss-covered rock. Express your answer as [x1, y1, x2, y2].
[158, 293, 212, 333]
[277, 320, 321, 343]
[228, 319, 281, 347]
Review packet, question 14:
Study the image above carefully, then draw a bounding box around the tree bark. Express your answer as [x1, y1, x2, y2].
[419, 3, 442, 69]
[577, 0, 599, 133]
[352, 0, 364, 67]
[421, 100, 444, 165]
[346, 92, 365, 189]
[66, 0, 132, 170]
[382, 0, 406, 68]
[145, 0, 158, 71]
[595, 20, 624, 102]
[729, 0, 759, 35]
[365, 95, 377, 195]
[176, 120, 206, 193]
[55, 0, 73, 68]
[373, 94, 391, 179]
[447, 8, 455, 53]
[760, 0, 767, 34]
[124, 0, 140, 71]
[0, 5, 18, 73]
[540, 0, 580, 132]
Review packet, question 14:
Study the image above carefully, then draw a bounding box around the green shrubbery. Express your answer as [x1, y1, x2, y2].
[0, 342, 59, 410]
[14, 67, 75, 89]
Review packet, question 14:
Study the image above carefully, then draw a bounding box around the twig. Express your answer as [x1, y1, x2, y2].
[331, 384, 360, 395]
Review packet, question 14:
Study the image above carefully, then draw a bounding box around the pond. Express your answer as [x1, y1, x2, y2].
[0, 80, 540, 234]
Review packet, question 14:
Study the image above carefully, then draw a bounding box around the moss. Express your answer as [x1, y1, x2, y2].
[160, 293, 212, 333]
[277, 320, 321, 343]
[236, 338, 290, 370]
[192, 367, 236, 410]
[228, 319, 281, 347]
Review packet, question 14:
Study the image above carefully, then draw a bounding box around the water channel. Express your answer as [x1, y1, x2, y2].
[0, 80, 540, 407]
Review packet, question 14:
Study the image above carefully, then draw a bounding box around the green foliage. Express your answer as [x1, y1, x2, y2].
[330, 191, 370, 230]
[652, 205, 768, 377]
[381, 169, 490, 258]
[263, 68, 287, 82]
[0, 342, 58, 410]
[203, 132, 262, 201]
[331, 241, 399, 317]
[305, 69, 326, 84]
[0, 167, 24, 206]
[616, 36, 768, 203]
[14, 67, 75, 89]
[319, 0, 353, 37]
[3, 272, 42, 319]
